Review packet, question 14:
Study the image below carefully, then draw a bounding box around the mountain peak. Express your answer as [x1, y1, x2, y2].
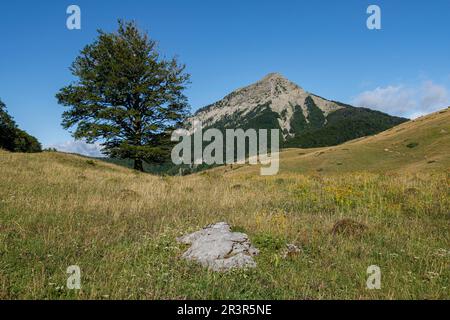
[190, 74, 406, 144]
[261, 72, 286, 81]
[191, 74, 343, 136]
[257, 73, 305, 93]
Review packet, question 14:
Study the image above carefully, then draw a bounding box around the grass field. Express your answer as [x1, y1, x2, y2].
[0, 109, 449, 299]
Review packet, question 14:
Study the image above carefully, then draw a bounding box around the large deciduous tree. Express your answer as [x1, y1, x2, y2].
[56, 20, 190, 171]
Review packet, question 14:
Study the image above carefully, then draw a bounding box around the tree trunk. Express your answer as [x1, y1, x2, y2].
[134, 158, 144, 172]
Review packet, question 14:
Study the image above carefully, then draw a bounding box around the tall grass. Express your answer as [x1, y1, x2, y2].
[0, 151, 449, 299]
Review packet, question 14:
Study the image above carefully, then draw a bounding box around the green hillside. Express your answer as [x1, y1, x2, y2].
[220, 107, 450, 176]
[284, 102, 407, 148]
[200, 101, 407, 149]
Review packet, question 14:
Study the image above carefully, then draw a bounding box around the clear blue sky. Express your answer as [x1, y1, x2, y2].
[1, 0, 449, 154]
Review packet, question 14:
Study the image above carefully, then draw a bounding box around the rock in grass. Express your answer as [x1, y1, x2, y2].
[282, 243, 301, 259]
[177, 222, 259, 272]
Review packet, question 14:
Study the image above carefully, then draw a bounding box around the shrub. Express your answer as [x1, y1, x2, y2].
[331, 219, 367, 236]
[406, 142, 419, 149]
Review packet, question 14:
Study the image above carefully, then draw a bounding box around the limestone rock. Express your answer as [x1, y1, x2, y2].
[177, 222, 259, 272]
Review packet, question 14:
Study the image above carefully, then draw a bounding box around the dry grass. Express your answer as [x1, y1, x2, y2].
[217, 107, 450, 176]
[0, 149, 449, 299]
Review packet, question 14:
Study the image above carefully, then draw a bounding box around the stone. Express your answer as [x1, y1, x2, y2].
[177, 222, 259, 272]
[282, 243, 301, 259]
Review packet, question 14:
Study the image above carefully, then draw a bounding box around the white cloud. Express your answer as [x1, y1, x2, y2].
[352, 81, 449, 119]
[420, 81, 449, 110]
[45, 140, 104, 157]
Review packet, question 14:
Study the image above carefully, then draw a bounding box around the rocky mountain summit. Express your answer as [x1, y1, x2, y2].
[190, 73, 407, 148]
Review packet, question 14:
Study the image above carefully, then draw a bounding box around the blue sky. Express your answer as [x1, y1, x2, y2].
[1, 0, 449, 155]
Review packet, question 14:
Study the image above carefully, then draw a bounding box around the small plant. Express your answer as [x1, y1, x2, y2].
[253, 234, 287, 251]
[231, 225, 247, 233]
[119, 189, 140, 200]
[406, 142, 419, 148]
[86, 160, 96, 166]
[331, 218, 367, 236]
[404, 187, 419, 196]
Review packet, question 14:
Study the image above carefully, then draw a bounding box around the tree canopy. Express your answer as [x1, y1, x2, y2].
[56, 20, 190, 171]
[0, 99, 42, 153]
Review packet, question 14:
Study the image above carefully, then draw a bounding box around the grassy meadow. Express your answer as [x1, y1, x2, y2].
[0, 109, 449, 299]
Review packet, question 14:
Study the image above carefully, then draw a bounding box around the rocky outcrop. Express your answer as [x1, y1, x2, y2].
[186, 73, 407, 149]
[188, 73, 344, 137]
[177, 222, 259, 272]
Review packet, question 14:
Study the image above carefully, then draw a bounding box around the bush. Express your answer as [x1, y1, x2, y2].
[406, 142, 419, 149]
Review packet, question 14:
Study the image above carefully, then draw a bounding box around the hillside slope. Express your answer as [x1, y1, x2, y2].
[218, 107, 450, 175]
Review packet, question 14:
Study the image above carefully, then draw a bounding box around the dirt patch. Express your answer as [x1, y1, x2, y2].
[331, 219, 367, 236]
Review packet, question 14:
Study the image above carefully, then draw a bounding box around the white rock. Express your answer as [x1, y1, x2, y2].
[177, 222, 259, 272]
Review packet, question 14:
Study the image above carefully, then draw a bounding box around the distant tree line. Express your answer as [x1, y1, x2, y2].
[0, 98, 42, 153]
